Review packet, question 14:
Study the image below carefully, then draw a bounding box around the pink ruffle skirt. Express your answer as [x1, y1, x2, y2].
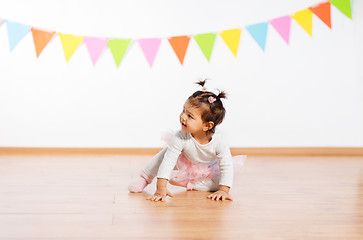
[170, 152, 246, 190]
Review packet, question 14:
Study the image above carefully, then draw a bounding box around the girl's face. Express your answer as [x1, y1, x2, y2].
[180, 101, 212, 135]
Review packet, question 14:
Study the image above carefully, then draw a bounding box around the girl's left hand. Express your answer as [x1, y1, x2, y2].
[207, 190, 233, 201]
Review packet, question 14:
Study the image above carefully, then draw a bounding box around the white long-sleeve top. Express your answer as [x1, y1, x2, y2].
[157, 130, 234, 187]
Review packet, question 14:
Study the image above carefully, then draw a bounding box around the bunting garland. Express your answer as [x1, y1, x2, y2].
[0, 0, 353, 67]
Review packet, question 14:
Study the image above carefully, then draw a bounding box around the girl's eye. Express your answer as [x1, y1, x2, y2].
[188, 114, 193, 119]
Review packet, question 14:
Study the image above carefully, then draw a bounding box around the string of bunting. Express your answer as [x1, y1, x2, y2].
[0, 0, 352, 67]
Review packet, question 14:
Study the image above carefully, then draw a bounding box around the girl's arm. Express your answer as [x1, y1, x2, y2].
[210, 134, 234, 201]
[156, 131, 184, 181]
[147, 131, 184, 202]
[207, 185, 233, 201]
[216, 137, 234, 189]
[147, 178, 174, 202]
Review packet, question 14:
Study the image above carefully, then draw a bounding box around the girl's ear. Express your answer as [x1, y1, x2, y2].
[203, 121, 214, 132]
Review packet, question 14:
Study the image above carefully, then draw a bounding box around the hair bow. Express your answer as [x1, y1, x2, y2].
[208, 96, 216, 103]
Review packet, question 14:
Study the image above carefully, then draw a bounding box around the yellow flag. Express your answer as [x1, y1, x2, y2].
[292, 9, 313, 37]
[58, 33, 84, 62]
[219, 29, 241, 57]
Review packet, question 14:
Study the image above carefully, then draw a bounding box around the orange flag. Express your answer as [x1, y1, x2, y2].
[31, 28, 55, 57]
[310, 1, 331, 29]
[168, 36, 191, 65]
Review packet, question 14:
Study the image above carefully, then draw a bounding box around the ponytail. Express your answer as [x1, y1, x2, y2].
[216, 90, 227, 100]
[195, 79, 208, 88]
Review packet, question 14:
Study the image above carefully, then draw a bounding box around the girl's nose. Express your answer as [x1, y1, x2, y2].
[181, 113, 187, 120]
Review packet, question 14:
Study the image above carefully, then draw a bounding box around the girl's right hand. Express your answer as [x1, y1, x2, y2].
[147, 188, 174, 202]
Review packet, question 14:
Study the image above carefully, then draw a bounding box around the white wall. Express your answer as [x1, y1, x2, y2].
[0, 0, 362, 148]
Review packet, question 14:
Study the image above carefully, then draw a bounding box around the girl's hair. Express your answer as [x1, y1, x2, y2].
[187, 79, 227, 134]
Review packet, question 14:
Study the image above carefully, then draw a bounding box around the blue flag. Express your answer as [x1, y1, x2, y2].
[6, 20, 31, 51]
[246, 22, 269, 51]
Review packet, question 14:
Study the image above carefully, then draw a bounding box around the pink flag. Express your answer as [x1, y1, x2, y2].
[0, 18, 3, 26]
[83, 37, 109, 66]
[269, 16, 291, 44]
[137, 38, 162, 67]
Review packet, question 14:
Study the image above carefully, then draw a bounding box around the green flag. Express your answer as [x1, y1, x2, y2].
[329, 0, 352, 19]
[108, 39, 131, 67]
[194, 33, 217, 62]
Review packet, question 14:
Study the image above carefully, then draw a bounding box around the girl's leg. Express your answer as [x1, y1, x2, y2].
[193, 176, 220, 192]
[128, 148, 167, 193]
[169, 177, 219, 192]
[143, 147, 168, 177]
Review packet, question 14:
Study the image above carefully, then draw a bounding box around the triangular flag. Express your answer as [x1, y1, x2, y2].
[329, 0, 352, 19]
[6, 20, 31, 51]
[84, 37, 109, 66]
[219, 28, 241, 57]
[269, 16, 291, 44]
[168, 36, 190, 65]
[107, 39, 131, 67]
[194, 33, 217, 61]
[246, 22, 269, 51]
[310, 1, 332, 29]
[31, 28, 55, 57]
[58, 33, 84, 62]
[292, 9, 313, 37]
[138, 38, 162, 67]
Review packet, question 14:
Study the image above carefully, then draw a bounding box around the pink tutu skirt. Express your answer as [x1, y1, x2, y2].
[170, 152, 246, 190]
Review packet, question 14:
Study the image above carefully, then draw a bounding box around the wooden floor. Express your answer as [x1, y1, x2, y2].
[0, 154, 362, 239]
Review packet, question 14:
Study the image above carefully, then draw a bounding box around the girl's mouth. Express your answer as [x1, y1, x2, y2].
[181, 123, 187, 128]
